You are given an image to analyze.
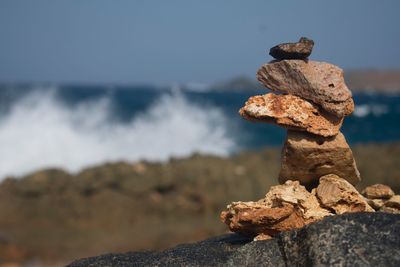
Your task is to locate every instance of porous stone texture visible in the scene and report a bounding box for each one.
[220,181,332,237]
[257,60,354,117]
[239,93,343,137]
[261,180,332,221]
[367,198,386,210]
[269,37,314,60]
[221,201,306,236]
[67,213,400,267]
[362,184,395,199]
[279,130,361,186]
[385,195,400,208]
[315,174,374,214]
[380,206,400,214]
[380,195,400,214]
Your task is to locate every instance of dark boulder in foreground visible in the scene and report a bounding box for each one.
[67,213,400,267]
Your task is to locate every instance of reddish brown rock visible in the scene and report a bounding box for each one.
[220,201,305,236]
[315,174,374,214]
[220,181,332,237]
[269,37,314,60]
[362,184,395,199]
[239,93,343,137]
[279,130,361,186]
[257,60,354,117]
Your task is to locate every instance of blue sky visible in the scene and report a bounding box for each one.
[0,0,399,84]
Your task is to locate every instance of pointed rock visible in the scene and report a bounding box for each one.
[316,174,374,214]
[269,37,314,60]
[239,93,343,137]
[279,130,361,186]
[220,181,332,237]
[257,60,354,117]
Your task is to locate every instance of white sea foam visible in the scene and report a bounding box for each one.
[353,104,389,118]
[0,88,234,180]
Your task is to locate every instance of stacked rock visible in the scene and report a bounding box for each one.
[221,37,375,240]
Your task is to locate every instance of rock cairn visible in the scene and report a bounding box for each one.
[221,37,398,240]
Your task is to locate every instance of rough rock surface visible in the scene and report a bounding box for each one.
[279,130,361,185]
[316,174,374,214]
[220,181,332,237]
[380,195,400,214]
[269,37,314,60]
[362,184,395,199]
[380,206,400,214]
[257,60,354,117]
[67,213,400,267]
[367,198,386,210]
[239,93,343,137]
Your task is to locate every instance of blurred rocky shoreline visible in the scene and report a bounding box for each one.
[0,142,399,266]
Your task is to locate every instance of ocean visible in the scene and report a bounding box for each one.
[0,84,399,179]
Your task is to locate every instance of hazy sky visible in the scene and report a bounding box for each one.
[0,0,399,84]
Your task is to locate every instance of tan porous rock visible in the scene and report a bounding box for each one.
[257,60,354,117]
[380,206,400,214]
[315,174,374,214]
[279,130,361,186]
[253,233,273,241]
[261,180,332,221]
[366,198,386,210]
[380,195,400,214]
[220,180,332,237]
[362,184,395,199]
[239,93,343,137]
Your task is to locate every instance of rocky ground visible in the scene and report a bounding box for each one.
[0,143,399,266]
[68,213,400,267]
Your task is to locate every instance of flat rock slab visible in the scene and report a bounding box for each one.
[257,60,354,117]
[67,213,400,267]
[269,37,314,60]
[279,130,361,186]
[239,93,343,137]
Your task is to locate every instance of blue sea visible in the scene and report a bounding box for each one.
[0,84,399,178]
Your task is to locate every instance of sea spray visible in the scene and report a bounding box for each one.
[0,88,234,179]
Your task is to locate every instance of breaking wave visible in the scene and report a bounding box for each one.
[0,88,234,179]
[353,104,389,118]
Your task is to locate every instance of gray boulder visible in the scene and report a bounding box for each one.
[67,213,400,267]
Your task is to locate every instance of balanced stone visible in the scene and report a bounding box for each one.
[257,60,354,117]
[239,93,343,137]
[315,174,374,214]
[279,130,361,186]
[269,37,314,60]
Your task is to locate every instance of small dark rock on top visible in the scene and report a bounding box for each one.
[269,37,314,60]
